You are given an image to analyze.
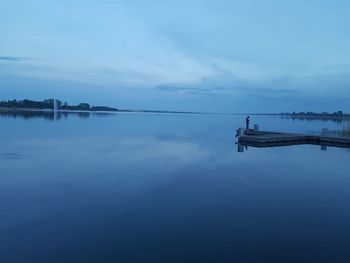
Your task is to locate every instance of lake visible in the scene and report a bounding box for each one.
[1,111,350,263]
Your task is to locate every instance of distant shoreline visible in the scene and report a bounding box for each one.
[0,107,209,115]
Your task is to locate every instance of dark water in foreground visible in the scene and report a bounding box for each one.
[1,112,350,263]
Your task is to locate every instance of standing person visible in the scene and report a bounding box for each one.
[246,116,251,130]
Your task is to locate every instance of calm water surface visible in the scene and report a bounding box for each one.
[1,112,350,263]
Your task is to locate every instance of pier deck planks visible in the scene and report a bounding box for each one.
[238,130,350,148]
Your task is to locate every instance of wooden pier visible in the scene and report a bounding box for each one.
[237,129,350,149]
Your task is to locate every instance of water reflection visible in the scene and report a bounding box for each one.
[237,142,332,152]
[281,115,349,123]
[0,152,26,160]
[0,110,115,120]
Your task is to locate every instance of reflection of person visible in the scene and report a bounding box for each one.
[246,116,250,130]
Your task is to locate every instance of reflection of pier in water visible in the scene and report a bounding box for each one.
[236,129,350,152]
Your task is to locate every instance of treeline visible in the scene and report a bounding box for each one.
[0,99,56,109]
[0,99,118,112]
[281,111,347,117]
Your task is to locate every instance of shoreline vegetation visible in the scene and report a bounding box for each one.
[278,111,350,121]
[0,98,201,115]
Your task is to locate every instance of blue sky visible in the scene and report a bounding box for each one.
[1,0,350,112]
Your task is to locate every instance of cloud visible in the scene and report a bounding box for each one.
[103,0,254,13]
[234,86,302,95]
[156,83,303,98]
[0,56,28,62]
[156,85,213,93]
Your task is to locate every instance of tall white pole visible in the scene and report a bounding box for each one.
[53,99,58,120]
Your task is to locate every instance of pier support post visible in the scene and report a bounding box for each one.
[237,128,245,137]
[237,143,244,153]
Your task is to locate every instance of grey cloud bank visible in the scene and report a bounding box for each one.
[0,56,26,62]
